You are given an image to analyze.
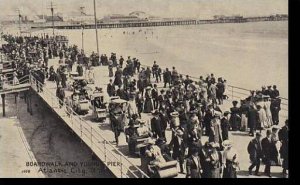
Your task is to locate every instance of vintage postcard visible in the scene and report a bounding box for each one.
[0,0,288,178]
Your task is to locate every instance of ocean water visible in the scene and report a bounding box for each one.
[31,21,289,98]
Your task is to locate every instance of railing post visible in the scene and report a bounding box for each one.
[91,127,93,148]
[120,155,123,178]
[231,86,234,100]
[70,113,73,130]
[104,140,107,163]
[80,121,82,138]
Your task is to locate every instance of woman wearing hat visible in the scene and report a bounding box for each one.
[256,97,268,128]
[270,126,281,166]
[206,142,223,178]
[209,112,223,149]
[143,87,154,113]
[264,96,273,127]
[222,140,239,178]
[229,101,241,131]
[221,111,230,141]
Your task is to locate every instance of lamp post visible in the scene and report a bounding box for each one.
[81,23,84,50]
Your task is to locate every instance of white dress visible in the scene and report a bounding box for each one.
[256,101,268,128]
[264,101,273,127]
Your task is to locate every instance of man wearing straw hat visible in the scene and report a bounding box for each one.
[247,132,263,176]
[186,147,203,178]
[169,129,188,174]
[151,110,163,139]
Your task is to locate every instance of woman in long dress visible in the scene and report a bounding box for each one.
[239,100,249,132]
[256,98,268,128]
[222,140,239,178]
[143,87,154,113]
[114,67,123,87]
[264,97,273,127]
[229,101,241,131]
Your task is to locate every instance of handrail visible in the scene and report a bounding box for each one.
[29,75,149,178]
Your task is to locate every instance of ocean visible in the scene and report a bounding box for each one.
[6,21,289,98]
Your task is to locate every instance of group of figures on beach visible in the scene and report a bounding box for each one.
[0,33,288,178]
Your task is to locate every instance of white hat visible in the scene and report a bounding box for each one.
[214,111,222,118]
[176,130,184,136]
[222,140,233,148]
[145,138,155,145]
[209,142,220,148]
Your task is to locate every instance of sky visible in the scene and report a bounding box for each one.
[0,0,288,19]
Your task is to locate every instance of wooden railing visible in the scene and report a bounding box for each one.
[29,74,149,178]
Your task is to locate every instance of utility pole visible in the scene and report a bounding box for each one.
[16,9,22,36]
[80,6,85,50]
[93,0,100,57]
[81,23,84,50]
[47,1,56,37]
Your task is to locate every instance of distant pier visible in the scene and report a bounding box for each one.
[31,15,288,30]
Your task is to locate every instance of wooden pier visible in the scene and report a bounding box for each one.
[31,16,288,30]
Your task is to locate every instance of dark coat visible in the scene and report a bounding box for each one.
[76,65,83,76]
[247,108,259,129]
[186,156,202,178]
[150,117,163,138]
[114,69,123,86]
[247,138,263,162]
[159,112,168,131]
[221,117,230,140]
[56,87,65,100]
[278,126,288,159]
[151,88,159,100]
[163,71,172,82]
[216,82,225,98]
[229,107,241,130]
[169,136,188,160]
[107,83,115,97]
[261,137,274,161]
[278,126,288,144]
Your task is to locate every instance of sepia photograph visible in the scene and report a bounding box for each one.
[0,0,288,179]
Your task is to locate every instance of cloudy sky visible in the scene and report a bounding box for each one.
[0,0,288,19]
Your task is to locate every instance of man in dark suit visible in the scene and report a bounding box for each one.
[151,110,163,139]
[186,147,203,178]
[151,84,159,109]
[278,119,288,177]
[247,105,259,136]
[107,79,115,97]
[270,98,281,125]
[163,68,172,88]
[261,130,273,177]
[248,132,263,176]
[271,85,280,99]
[159,109,168,140]
[169,129,188,174]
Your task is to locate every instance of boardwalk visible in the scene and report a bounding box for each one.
[21,57,286,178]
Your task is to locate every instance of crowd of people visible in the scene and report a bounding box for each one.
[0,33,288,178]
